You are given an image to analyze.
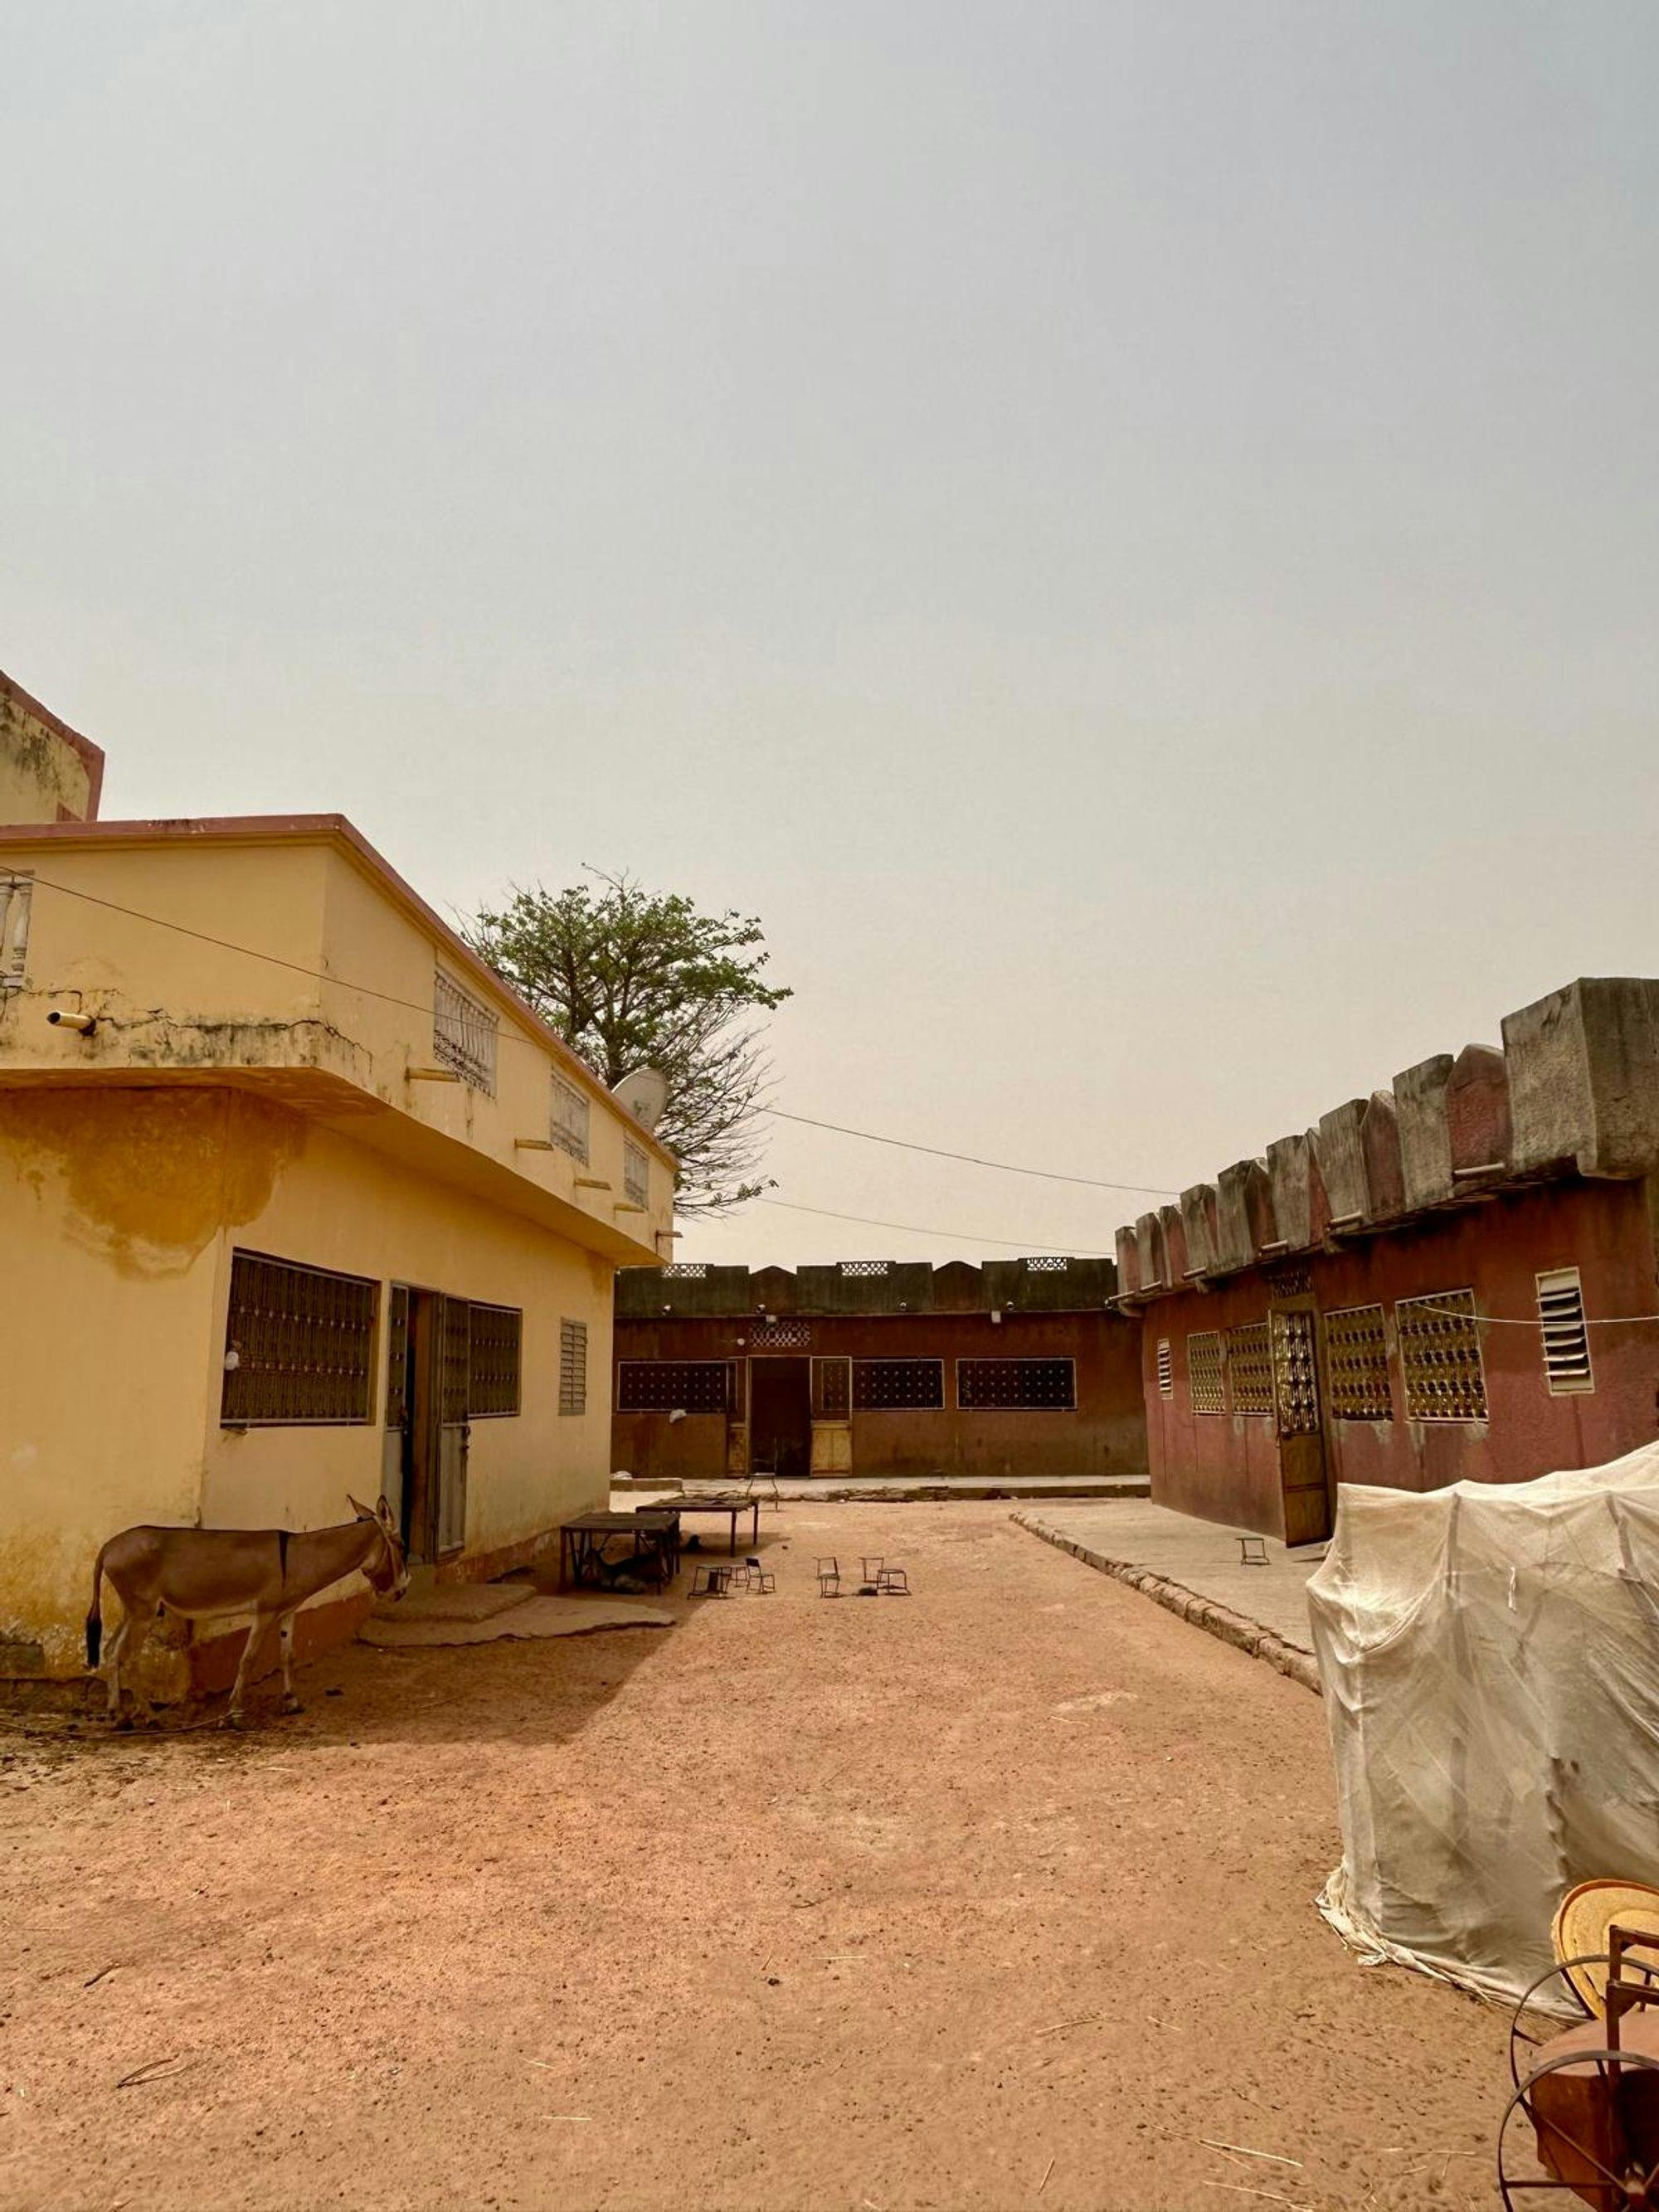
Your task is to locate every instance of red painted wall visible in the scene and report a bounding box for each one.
[612,1310,1146,1481]
[1144,1178,1659,1535]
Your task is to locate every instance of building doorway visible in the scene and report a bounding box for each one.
[749,1356,812,1480]
[384,1285,470,1564]
[1270,1299,1332,1546]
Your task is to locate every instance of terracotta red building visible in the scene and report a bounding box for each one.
[611,1257,1146,1485]
[1117,977,1659,1544]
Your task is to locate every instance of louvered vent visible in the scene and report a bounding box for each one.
[1155,1339,1173,1400]
[1537,1268,1593,1395]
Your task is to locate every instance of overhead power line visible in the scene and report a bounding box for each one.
[762,1107,1175,1198]
[753,1196,1111,1256]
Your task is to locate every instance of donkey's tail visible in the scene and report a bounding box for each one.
[85,1546,106,1670]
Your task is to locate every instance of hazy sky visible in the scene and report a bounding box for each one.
[6,2,1657,1266]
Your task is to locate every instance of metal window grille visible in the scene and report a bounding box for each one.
[853,1358,945,1410]
[1270,1309,1321,1435]
[661,1262,708,1280]
[440,1297,471,1423]
[1021,1256,1068,1273]
[957,1358,1077,1410]
[1326,1304,1393,1420]
[550,1073,590,1163]
[621,1140,649,1208]
[1187,1333,1224,1415]
[1537,1268,1593,1395]
[1155,1339,1173,1399]
[812,1356,851,1418]
[384,1284,410,1428]
[433,970,499,1093]
[221,1251,377,1426]
[0,874,32,991]
[839,1260,890,1277]
[1226,1322,1273,1417]
[469,1302,523,1417]
[751,1319,811,1349]
[558,1318,587,1416]
[616,1359,727,1413]
[1396,1291,1489,1422]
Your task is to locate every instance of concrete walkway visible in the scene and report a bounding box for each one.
[1013,1499,1327,1692]
[612,1472,1150,1503]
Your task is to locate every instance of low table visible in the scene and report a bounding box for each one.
[559,1508,681,1591]
[669,1494,761,1557]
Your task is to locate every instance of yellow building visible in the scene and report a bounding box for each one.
[1,667,105,828]
[0,780,676,1688]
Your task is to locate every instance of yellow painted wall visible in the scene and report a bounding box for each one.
[0,690,98,825]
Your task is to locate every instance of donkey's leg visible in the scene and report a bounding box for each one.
[119,1606,159,1725]
[103,1610,131,1723]
[226,1612,274,1729]
[278,1612,303,1714]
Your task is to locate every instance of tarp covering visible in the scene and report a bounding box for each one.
[1307,1444,1659,2007]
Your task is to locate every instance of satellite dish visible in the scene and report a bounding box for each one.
[611,1065,669,1132]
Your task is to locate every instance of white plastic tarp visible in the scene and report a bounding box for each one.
[1307,1443,1659,2007]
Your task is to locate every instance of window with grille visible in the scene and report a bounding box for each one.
[1187,1333,1224,1415]
[469,1303,523,1417]
[1022,1256,1068,1273]
[433,970,498,1093]
[623,1140,649,1207]
[958,1359,1077,1410]
[616,1359,728,1413]
[662,1262,708,1280]
[812,1356,851,1418]
[1537,1268,1593,1395]
[0,874,32,991]
[1226,1322,1273,1416]
[1326,1305,1393,1420]
[1396,1291,1489,1422]
[558,1318,588,1416]
[221,1251,378,1426]
[853,1359,945,1410]
[1155,1339,1173,1399]
[752,1319,810,1349]
[839,1260,889,1277]
[550,1073,590,1163]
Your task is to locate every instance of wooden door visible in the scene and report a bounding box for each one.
[1270,1301,1331,1546]
[750,1357,812,1480]
[810,1356,853,1475]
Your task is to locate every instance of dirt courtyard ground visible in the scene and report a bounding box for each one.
[2,1504,1507,2211]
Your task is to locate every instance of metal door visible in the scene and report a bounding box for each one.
[382,1284,411,1542]
[435,1295,471,1554]
[1270,1302,1331,1546]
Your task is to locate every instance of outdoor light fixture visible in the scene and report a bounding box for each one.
[46,1009,96,1035]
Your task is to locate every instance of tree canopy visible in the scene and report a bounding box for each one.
[465,874,790,1217]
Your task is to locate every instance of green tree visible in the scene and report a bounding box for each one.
[465,873,791,1217]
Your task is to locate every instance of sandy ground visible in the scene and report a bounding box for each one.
[2,1504,1508,2212]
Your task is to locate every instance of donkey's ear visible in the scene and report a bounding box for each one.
[348,1493,375,1520]
[376,1494,397,1526]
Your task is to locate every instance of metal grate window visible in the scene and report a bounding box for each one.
[839,1260,889,1277]
[616,1359,727,1413]
[1271,1309,1321,1435]
[1187,1333,1224,1415]
[221,1251,377,1426]
[1226,1322,1273,1417]
[1326,1304,1393,1420]
[812,1356,851,1418]
[752,1319,811,1349]
[1396,1291,1489,1422]
[958,1358,1077,1410]
[1537,1268,1593,1395]
[434,970,499,1093]
[853,1358,944,1410]
[1021,1256,1068,1273]
[1155,1339,1173,1399]
[550,1073,590,1163]
[661,1262,708,1280]
[0,874,32,991]
[558,1318,588,1416]
[469,1302,523,1417]
[623,1140,649,1207]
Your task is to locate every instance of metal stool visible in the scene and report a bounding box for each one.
[1237,1535,1268,1566]
[815,1556,841,1597]
[876,1565,909,1595]
[690,1564,732,1597]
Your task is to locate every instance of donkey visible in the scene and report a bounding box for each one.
[86,1495,408,1728]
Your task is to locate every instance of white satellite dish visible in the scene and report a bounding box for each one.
[612,1065,669,1132]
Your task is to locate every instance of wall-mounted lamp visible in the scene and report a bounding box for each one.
[990,1308,1003,1325]
[47,1009,97,1036]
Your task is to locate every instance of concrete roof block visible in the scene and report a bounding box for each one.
[1265,1134,1314,1249]
[1360,1090,1405,1219]
[1446,1043,1511,1188]
[1394,1054,1455,1209]
[1159,1202,1189,1285]
[1180,1183,1219,1274]
[1312,1100,1369,1225]
[1214,1159,1276,1272]
[1505,978,1659,1180]
[1135,1209,1168,1291]
[1115,1223,1141,1296]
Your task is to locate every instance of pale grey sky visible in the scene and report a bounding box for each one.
[5,2,1657,1266]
